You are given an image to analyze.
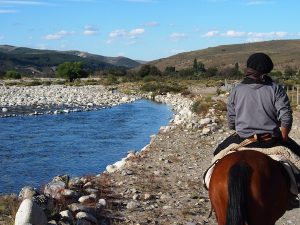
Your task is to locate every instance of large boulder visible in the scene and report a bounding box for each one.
[44,180,66,199]
[15,199,47,225]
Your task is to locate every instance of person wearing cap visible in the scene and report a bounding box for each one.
[214,52,300,157]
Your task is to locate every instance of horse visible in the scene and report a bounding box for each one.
[208,150,291,225]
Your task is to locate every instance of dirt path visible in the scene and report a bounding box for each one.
[99,110,300,225]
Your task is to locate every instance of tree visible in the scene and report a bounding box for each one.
[233,62,243,78]
[138,65,151,77]
[164,66,176,75]
[193,58,198,72]
[138,65,161,77]
[284,66,297,79]
[56,62,88,82]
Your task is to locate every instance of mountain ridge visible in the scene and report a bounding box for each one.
[0,45,141,77]
[150,39,300,71]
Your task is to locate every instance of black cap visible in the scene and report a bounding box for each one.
[247,53,274,74]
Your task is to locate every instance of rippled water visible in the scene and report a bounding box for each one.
[0,99,172,194]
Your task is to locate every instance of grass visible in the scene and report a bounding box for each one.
[0,195,20,225]
[191,96,227,117]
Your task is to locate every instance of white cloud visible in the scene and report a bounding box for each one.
[108,28,145,43]
[123,0,155,3]
[170,32,187,41]
[83,26,99,36]
[109,29,127,38]
[222,30,246,37]
[203,30,219,37]
[144,21,159,27]
[44,30,74,40]
[0,1,53,6]
[247,31,288,38]
[129,28,145,38]
[0,9,17,13]
[246,1,270,6]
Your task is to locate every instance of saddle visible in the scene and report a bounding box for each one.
[204,143,300,195]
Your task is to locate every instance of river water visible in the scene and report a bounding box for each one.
[0,99,173,194]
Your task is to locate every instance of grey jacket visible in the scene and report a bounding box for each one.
[227,77,293,138]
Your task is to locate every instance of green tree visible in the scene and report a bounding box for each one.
[193,58,198,72]
[284,66,297,79]
[138,65,151,77]
[193,58,205,73]
[4,70,22,79]
[56,62,88,82]
[138,65,161,77]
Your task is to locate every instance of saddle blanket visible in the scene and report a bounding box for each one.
[204,143,300,195]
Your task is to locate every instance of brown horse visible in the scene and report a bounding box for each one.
[209,150,291,225]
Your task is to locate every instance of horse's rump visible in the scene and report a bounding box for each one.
[209,150,290,225]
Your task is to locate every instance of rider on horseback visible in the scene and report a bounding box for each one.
[213,52,300,207]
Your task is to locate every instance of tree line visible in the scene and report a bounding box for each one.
[2,59,300,83]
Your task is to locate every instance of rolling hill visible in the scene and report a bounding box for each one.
[150,39,300,72]
[0,45,141,77]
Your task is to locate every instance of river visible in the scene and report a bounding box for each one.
[0,99,173,194]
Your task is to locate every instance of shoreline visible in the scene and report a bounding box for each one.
[0,84,139,118]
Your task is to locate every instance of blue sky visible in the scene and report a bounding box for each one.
[0,0,299,61]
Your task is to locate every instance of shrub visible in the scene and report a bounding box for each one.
[4,70,21,79]
[191,97,211,115]
[140,81,186,94]
[192,97,227,116]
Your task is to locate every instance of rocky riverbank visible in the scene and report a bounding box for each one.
[0,85,138,117]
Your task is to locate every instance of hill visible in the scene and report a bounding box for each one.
[0,45,141,77]
[150,39,300,71]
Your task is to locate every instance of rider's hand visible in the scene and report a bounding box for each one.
[280,127,290,142]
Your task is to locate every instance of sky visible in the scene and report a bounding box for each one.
[0,0,299,61]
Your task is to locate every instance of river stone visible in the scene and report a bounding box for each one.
[126,201,139,210]
[14,199,47,225]
[2,107,8,112]
[200,118,211,125]
[32,194,53,212]
[44,180,66,199]
[52,175,69,186]
[76,212,98,224]
[97,198,106,207]
[60,210,74,221]
[18,186,38,200]
[202,127,211,135]
[62,189,78,198]
[68,203,93,214]
[78,194,96,203]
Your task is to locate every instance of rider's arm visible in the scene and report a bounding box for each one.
[280,126,290,142]
[227,89,236,130]
[275,85,293,141]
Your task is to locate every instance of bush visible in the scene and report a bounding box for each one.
[191,97,227,116]
[141,81,186,94]
[4,70,21,79]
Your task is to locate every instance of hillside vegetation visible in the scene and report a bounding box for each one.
[150,39,300,71]
[0,45,141,77]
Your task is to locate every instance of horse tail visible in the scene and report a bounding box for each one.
[225,162,251,225]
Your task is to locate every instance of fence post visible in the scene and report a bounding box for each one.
[297,85,299,105]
